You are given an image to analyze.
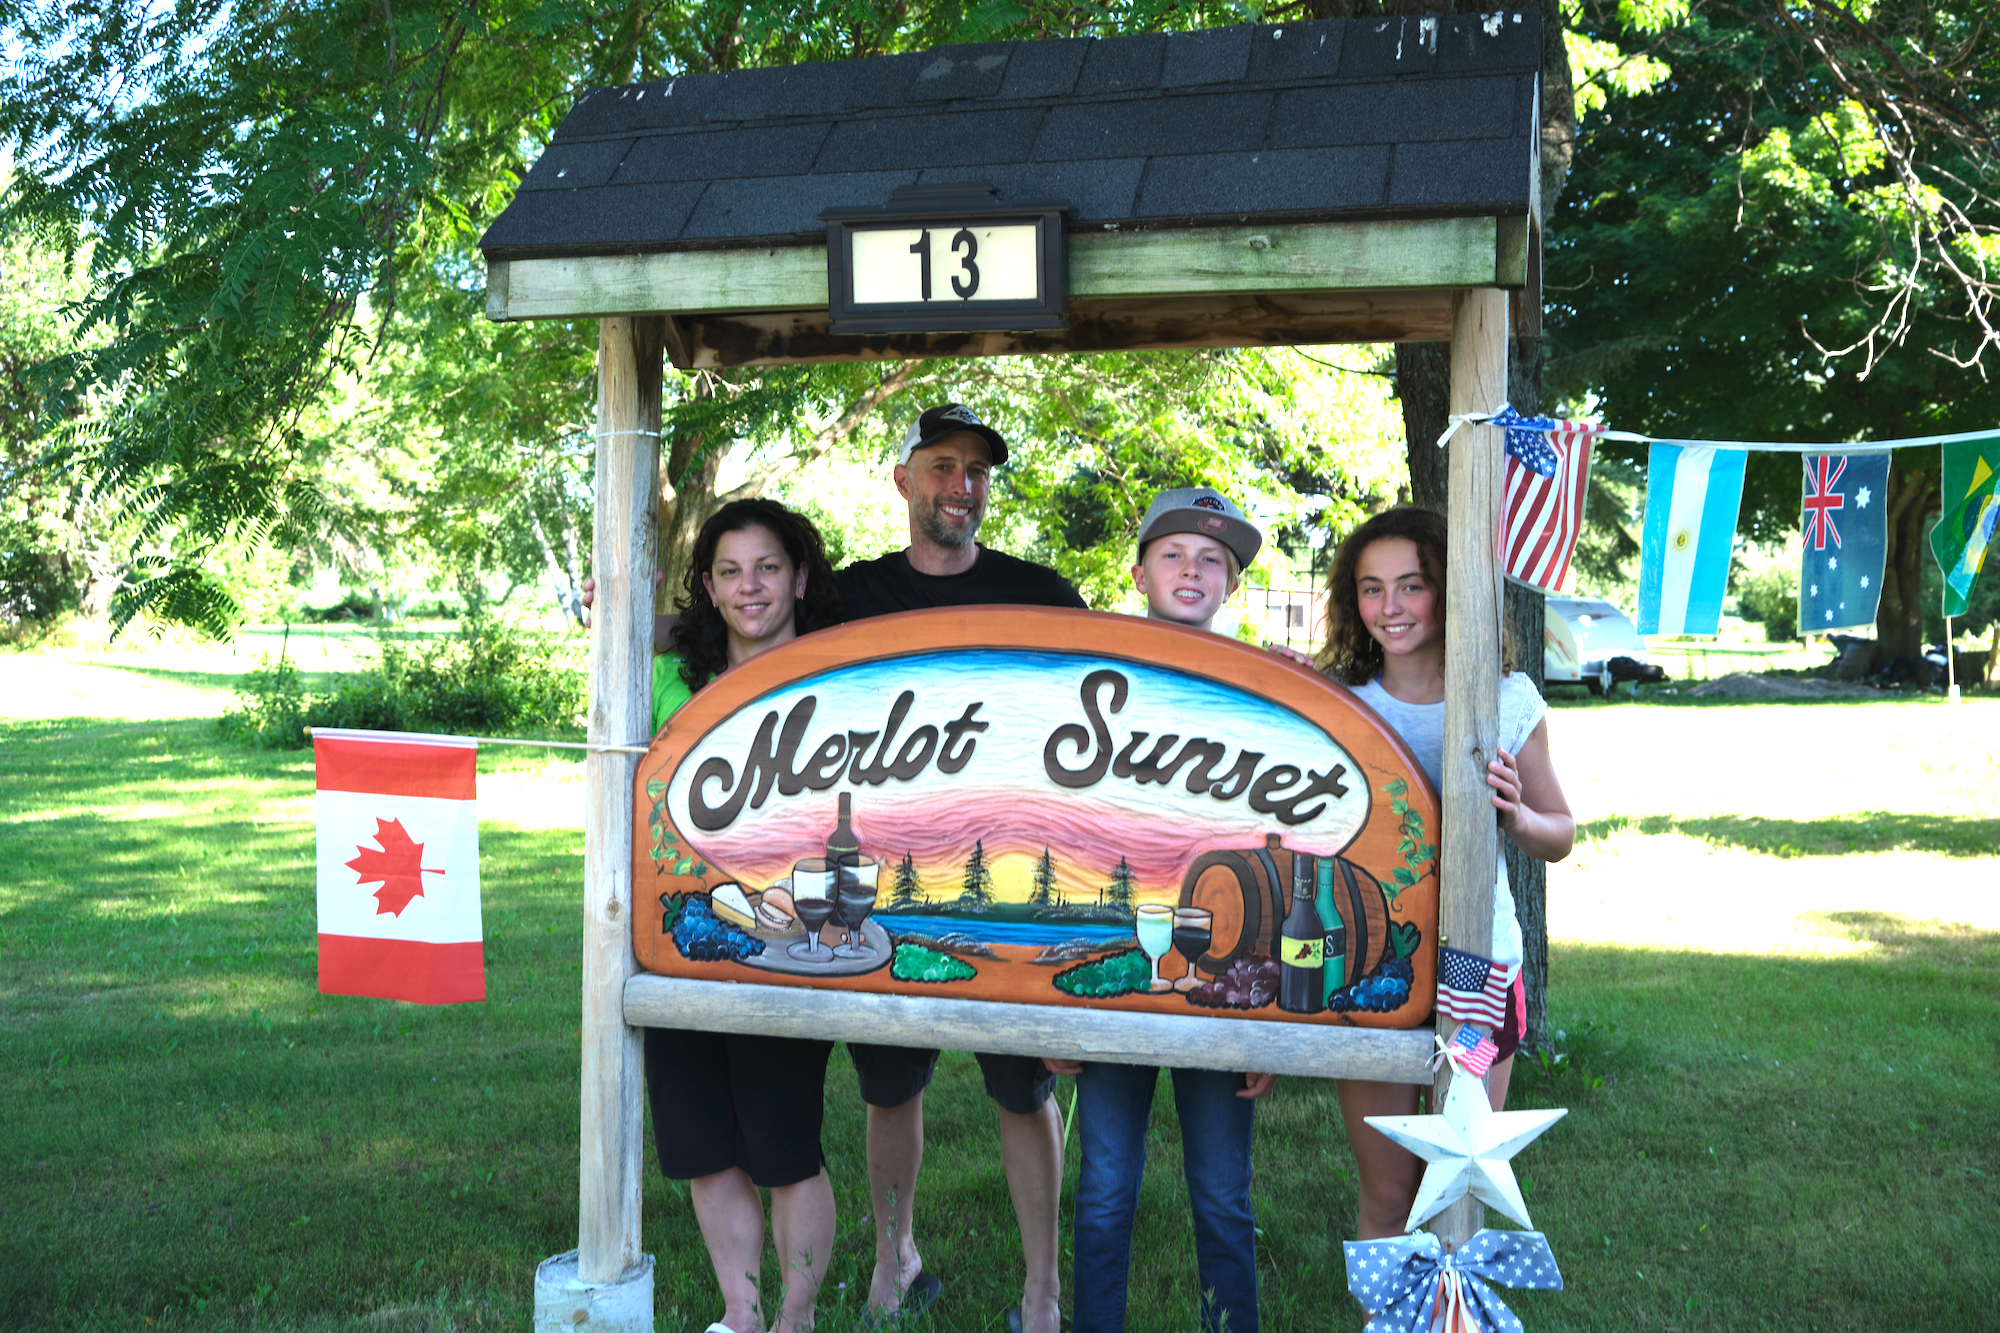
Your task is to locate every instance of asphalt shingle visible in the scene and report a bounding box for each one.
[481,14,1542,260]
[816,108,1049,173]
[1033,91,1273,162]
[1134,145,1392,219]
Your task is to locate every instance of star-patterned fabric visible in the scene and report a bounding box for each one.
[1344,1229,1564,1332]
[1797,453,1889,634]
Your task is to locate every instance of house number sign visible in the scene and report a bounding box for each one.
[821,182,1068,335]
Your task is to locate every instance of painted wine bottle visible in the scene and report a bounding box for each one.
[1279,851,1325,1014]
[826,791,860,864]
[1315,855,1347,1003]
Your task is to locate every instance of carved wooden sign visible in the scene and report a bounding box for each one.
[633,608,1440,1030]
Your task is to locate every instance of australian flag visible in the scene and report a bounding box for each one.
[1798,453,1890,634]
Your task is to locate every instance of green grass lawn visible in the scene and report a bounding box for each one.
[2,636,1996,1331]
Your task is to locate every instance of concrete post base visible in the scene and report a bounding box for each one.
[533,1250,654,1332]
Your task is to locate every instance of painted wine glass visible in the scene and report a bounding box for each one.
[787,857,837,961]
[1136,904,1175,993]
[1172,906,1213,992]
[831,852,880,959]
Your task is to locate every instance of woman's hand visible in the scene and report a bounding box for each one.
[1238,1072,1278,1099]
[1042,1057,1083,1077]
[1266,643,1315,667]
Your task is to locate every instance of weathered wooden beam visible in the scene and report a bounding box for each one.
[624,975,1438,1084]
[1432,286,1509,1252]
[485,218,1511,322]
[577,316,662,1287]
[681,289,1456,367]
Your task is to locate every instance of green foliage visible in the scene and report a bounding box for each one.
[888,851,924,909]
[1100,856,1137,913]
[218,647,310,749]
[890,942,977,984]
[1732,555,1802,641]
[1028,846,1058,909]
[220,611,583,747]
[1052,947,1149,999]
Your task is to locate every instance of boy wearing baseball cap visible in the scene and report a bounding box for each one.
[1042,485,1275,1333]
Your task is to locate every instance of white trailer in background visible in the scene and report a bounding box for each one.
[1544,597,1654,695]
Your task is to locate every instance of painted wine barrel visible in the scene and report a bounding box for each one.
[1178,835,1391,984]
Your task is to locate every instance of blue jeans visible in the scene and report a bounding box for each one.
[1071,1063,1258,1333]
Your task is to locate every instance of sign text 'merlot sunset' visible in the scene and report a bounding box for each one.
[685,668,1348,832]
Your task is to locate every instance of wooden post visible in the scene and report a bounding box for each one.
[578,316,663,1284]
[1432,287,1508,1250]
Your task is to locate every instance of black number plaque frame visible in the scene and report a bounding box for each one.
[820,182,1070,335]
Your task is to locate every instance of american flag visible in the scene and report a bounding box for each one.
[1437,947,1516,1027]
[1444,1023,1500,1077]
[1493,407,1604,594]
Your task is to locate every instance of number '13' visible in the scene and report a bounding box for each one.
[908,227,980,300]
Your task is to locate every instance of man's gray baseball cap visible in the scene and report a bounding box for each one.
[900,403,1008,467]
[1136,487,1263,569]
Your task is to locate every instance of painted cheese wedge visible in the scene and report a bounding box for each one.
[632,606,1441,1029]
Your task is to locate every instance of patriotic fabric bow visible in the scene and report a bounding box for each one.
[1344,1229,1564,1333]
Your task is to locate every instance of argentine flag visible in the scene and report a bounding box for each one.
[1637,444,1748,636]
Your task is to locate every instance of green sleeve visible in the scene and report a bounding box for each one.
[652,655,695,734]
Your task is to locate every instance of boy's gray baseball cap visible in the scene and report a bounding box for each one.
[900,403,1008,466]
[1136,487,1262,568]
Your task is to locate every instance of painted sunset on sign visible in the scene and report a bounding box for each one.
[663,649,1369,904]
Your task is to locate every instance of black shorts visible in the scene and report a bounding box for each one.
[644,1026,834,1188]
[848,1043,1055,1116]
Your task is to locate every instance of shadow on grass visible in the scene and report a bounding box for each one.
[1577,810,1998,858]
[6,713,1998,1331]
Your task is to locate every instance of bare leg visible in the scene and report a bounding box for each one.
[1485,1055,1514,1110]
[998,1099,1063,1333]
[689,1167,767,1333]
[865,1096,926,1316]
[1334,1079,1424,1242]
[769,1166,836,1333]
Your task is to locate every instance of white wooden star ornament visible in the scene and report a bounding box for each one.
[1365,1076,1567,1233]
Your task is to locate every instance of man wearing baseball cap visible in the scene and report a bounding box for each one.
[837,403,1084,619]
[839,402,1083,1333]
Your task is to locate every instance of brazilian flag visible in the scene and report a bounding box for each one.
[1930,438,2000,617]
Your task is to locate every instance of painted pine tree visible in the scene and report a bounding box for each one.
[1104,857,1136,915]
[956,840,996,911]
[889,851,924,910]
[1029,846,1057,910]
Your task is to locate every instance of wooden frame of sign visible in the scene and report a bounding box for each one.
[627,607,1444,1081]
[551,186,1528,1282]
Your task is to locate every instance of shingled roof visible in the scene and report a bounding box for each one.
[479,13,1543,261]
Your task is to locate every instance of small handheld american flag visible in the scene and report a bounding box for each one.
[1438,946,1516,1027]
[1444,1024,1500,1077]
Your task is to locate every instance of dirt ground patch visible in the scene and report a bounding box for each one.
[1688,671,1879,699]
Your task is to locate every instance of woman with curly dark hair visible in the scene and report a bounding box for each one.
[645,498,845,1333]
[652,497,846,712]
[1315,506,1573,1252]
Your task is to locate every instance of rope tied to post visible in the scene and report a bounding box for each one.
[1434,404,1512,449]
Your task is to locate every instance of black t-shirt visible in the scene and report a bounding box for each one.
[837,547,1087,620]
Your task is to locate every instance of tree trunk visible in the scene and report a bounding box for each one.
[1504,336,1551,1056]
[1878,451,1940,658]
[1398,343,1451,511]
[656,374,726,614]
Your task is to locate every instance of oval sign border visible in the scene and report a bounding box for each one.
[632,606,1441,1030]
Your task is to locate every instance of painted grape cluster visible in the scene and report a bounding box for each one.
[671,896,765,963]
[1327,957,1413,1014]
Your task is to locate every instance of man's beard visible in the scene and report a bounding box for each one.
[914,491,981,550]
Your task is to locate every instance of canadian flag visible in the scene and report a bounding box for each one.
[314,729,485,1004]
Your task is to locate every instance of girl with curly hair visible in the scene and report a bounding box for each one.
[647,498,845,1333]
[1319,507,1575,1244]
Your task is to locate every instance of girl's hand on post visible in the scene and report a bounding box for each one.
[1266,644,1314,667]
[1487,747,1525,827]
[1238,1072,1278,1099]
[1042,1057,1084,1077]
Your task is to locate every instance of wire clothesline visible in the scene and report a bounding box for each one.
[307,727,650,755]
[1438,406,1997,455]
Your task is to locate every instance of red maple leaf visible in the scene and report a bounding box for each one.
[346,817,443,917]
